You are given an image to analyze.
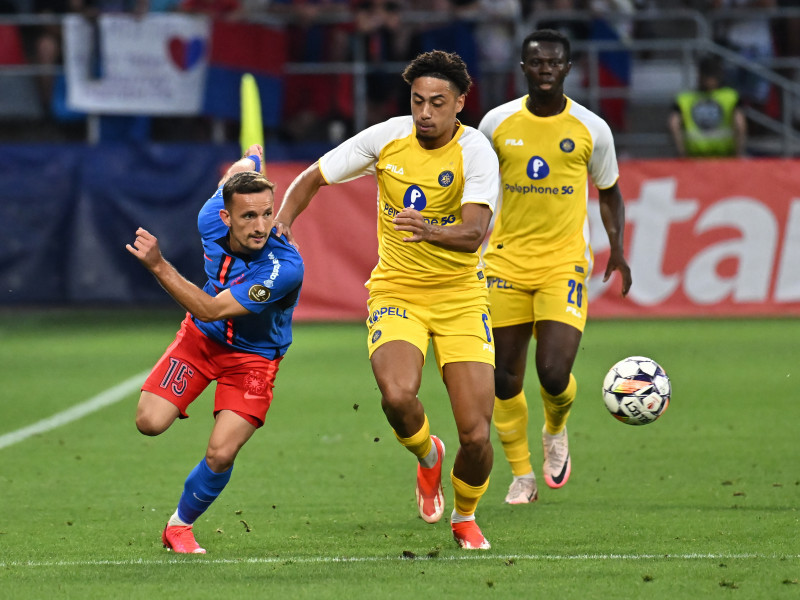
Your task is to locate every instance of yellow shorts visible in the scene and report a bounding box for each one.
[366,287,495,369]
[487,272,588,332]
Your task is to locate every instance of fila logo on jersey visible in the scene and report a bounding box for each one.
[386,163,404,175]
[527,156,550,180]
[505,139,524,146]
[403,184,427,211]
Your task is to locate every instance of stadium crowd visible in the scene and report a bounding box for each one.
[0,0,798,155]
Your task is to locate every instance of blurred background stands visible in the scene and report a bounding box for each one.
[0,0,799,157]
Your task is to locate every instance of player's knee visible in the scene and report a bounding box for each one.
[494,372,523,400]
[205,446,237,472]
[494,360,525,399]
[457,423,492,459]
[135,413,169,437]
[538,366,571,397]
[379,381,418,413]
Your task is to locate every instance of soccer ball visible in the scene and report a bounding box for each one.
[602,356,671,426]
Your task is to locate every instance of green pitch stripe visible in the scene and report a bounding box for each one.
[0,370,149,450]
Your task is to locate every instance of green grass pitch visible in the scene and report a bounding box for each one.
[1,308,799,599]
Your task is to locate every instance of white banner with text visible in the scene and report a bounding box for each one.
[63,14,210,115]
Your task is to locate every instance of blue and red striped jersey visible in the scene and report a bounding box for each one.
[192,184,304,359]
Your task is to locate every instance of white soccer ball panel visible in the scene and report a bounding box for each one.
[637,359,658,377]
[614,359,641,379]
[654,374,671,396]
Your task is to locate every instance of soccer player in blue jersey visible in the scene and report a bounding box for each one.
[275,51,499,550]
[125,145,304,554]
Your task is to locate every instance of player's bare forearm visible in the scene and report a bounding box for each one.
[393,202,491,252]
[274,162,327,246]
[598,185,632,295]
[598,185,625,253]
[126,228,249,321]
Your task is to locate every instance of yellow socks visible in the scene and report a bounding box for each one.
[542,374,577,435]
[394,414,434,465]
[492,392,532,476]
[451,470,489,519]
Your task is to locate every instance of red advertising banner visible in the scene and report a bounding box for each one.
[268,164,377,321]
[268,158,800,321]
[590,158,800,318]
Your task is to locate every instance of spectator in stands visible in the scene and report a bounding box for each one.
[668,55,747,157]
[442,0,520,114]
[710,0,777,110]
[29,0,82,114]
[270,0,352,142]
[178,0,243,18]
[352,0,416,126]
[586,0,634,131]
[406,0,483,125]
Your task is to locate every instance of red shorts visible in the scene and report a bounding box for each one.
[141,316,282,428]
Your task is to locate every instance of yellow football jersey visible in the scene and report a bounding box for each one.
[479,96,619,286]
[319,116,499,292]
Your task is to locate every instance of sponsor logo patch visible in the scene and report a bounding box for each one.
[371,329,382,344]
[368,306,409,325]
[527,156,549,180]
[403,185,427,211]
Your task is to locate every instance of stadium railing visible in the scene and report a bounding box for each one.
[0,7,798,157]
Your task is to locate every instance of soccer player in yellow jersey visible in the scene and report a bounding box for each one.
[275,50,500,549]
[478,29,632,504]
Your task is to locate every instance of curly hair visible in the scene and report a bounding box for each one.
[401,50,472,96]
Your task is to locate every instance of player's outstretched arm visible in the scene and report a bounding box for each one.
[274,162,328,247]
[218,143,265,186]
[393,202,492,253]
[598,184,632,296]
[126,227,251,321]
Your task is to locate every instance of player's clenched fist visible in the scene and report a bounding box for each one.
[126,227,163,270]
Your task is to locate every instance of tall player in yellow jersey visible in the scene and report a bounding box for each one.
[479,29,632,505]
[275,51,500,549]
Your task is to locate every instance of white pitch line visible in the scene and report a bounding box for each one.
[0,371,148,450]
[2,553,798,569]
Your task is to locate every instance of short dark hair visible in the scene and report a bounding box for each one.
[402,50,472,96]
[521,29,571,63]
[222,171,275,208]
